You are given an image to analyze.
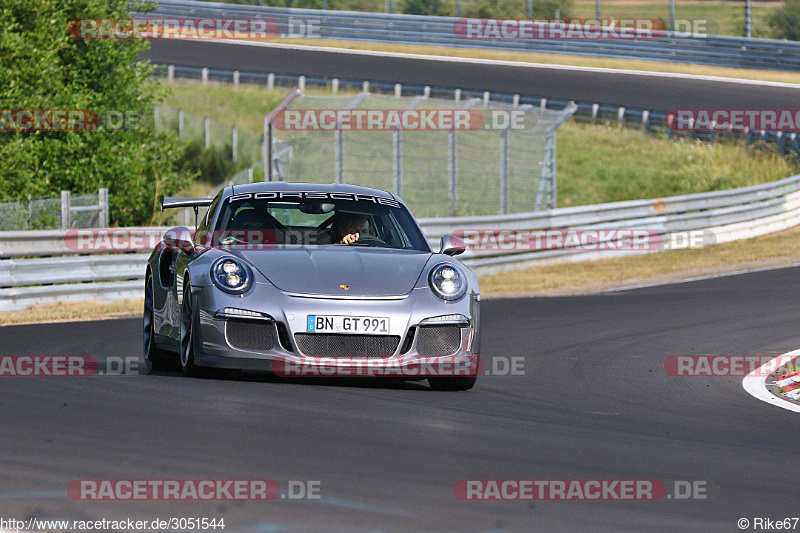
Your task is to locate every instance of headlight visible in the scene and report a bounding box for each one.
[211,257,253,294]
[428,263,467,301]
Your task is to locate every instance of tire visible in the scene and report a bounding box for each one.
[179,279,211,378]
[143,274,178,372]
[427,376,477,391]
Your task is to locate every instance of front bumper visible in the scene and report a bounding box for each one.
[191,281,480,375]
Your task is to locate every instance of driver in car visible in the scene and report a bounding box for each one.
[332,215,371,245]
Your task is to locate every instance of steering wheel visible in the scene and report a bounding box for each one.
[352,234,391,248]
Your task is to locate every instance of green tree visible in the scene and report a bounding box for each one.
[769,0,800,40]
[0,0,191,226]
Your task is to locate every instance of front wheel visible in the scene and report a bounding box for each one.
[179,280,210,378]
[428,376,477,391]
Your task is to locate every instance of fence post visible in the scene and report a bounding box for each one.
[247,167,254,183]
[204,117,210,149]
[61,191,70,231]
[448,129,457,217]
[178,109,184,139]
[233,70,240,89]
[335,130,344,184]
[232,125,238,164]
[153,104,159,130]
[527,0,533,19]
[98,188,109,227]
[393,129,402,197]
[499,127,509,215]
[264,116,271,181]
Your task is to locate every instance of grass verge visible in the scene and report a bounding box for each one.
[0,299,143,326]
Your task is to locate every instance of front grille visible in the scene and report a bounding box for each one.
[226,319,274,352]
[294,333,400,357]
[416,325,462,356]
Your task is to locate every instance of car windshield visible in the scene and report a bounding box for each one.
[212,191,431,252]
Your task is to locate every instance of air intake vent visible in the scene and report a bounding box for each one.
[294,333,400,357]
[416,325,461,356]
[226,319,274,352]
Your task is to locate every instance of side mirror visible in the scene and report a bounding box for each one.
[163,226,196,254]
[439,234,466,256]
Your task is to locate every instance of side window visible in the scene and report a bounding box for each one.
[195,194,221,246]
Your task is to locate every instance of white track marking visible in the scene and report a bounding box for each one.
[191,39,800,89]
[742,349,800,413]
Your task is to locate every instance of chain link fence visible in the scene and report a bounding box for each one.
[0,189,109,231]
[270,91,575,218]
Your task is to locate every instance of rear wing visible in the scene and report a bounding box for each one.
[160,197,214,211]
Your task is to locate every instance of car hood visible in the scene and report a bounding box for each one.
[230,247,432,297]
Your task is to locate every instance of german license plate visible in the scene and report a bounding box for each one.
[307,315,390,334]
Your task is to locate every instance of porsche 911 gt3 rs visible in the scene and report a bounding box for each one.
[143,182,480,390]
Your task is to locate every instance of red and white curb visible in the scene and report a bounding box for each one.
[742,349,800,413]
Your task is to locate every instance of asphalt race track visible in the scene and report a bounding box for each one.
[1,267,798,532]
[140,40,800,111]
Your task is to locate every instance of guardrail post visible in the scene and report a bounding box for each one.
[204,117,210,149]
[233,70,240,89]
[499,126,509,215]
[512,94,520,107]
[298,76,306,91]
[178,109,184,139]
[362,81,370,92]
[332,79,339,93]
[483,91,490,105]
[393,83,401,98]
[454,89,461,102]
[540,98,547,109]
[61,191,70,231]
[641,110,650,131]
[617,107,626,127]
[267,73,275,90]
[201,67,209,85]
[423,86,430,98]
[167,65,174,83]
[232,126,238,164]
[98,188,109,228]
[592,103,599,124]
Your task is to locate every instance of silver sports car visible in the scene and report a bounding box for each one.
[143,182,480,391]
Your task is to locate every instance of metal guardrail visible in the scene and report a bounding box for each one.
[2,174,799,310]
[138,0,800,71]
